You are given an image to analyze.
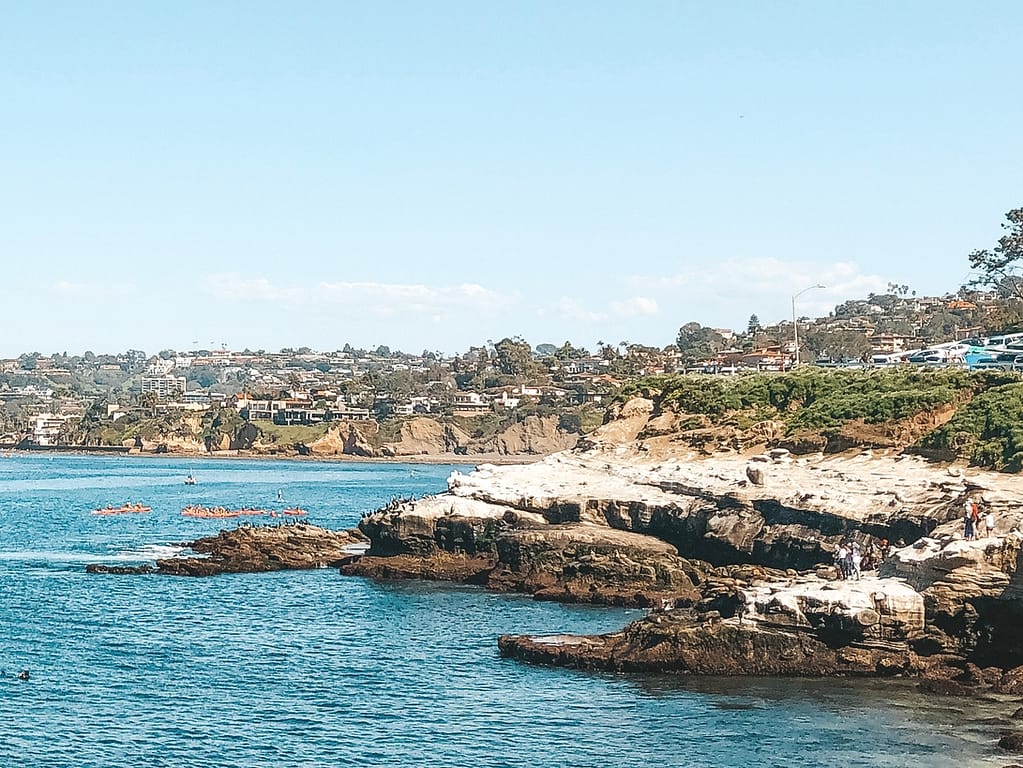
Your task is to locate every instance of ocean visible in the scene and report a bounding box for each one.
[0,453,1012,767]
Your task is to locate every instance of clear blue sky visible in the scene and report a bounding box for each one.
[2,1,1021,357]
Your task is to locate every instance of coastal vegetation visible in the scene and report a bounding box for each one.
[616,368,1023,470]
[918,381,1023,471]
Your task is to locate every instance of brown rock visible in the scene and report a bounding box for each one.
[154,523,366,576]
[499,616,917,676]
[998,666,1023,696]
[86,563,156,575]
[341,552,496,583]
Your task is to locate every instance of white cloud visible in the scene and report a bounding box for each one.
[203,275,284,301]
[631,257,890,327]
[547,297,607,322]
[610,296,658,317]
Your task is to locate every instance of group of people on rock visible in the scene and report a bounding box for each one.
[834,538,893,580]
[963,497,996,540]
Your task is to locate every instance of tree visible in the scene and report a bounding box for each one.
[747,314,762,335]
[802,328,871,361]
[968,207,1023,300]
[493,337,535,377]
[552,341,588,360]
[136,391,159,417]
[534,343,557,358]
[596,340,618,361]
[675,323,725,364]
[887,282,911,297]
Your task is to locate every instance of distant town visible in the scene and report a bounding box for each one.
[2,285,1021,448]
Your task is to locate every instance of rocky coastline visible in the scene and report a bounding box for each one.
[336,396,1023,752]
[81,394,1023,752]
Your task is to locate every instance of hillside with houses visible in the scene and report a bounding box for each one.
[1,286,1021,458]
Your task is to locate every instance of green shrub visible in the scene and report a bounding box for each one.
[918,382,1023,470]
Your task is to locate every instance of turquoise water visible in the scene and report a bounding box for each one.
[0,454,1013,767]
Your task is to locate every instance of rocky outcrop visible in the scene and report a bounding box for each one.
[341,551,497,583]
[499,574,925,674]
[347,502,706,607]
[348,413,1023,679]
[487,525,703,606]
[424,451,964,571]
[86,563,157,575]
[880,520,1023,666]
[88,523,367,577]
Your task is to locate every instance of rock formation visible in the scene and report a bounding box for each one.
[307,421,379,457]
[499,575,925,675]
[345,396,1023,685]
[87,523,367,577]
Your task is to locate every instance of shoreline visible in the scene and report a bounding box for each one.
[1,446,543,466]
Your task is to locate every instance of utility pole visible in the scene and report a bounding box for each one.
[792,284,826,367]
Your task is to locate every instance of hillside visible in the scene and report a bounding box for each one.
[612,367,1023,471]
[53,368,1023,468]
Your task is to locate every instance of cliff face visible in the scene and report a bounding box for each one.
[384,417,472,456]
[120,412,580,459]
[467,415,578,456]
[382,414,577,457]
[307,421,379,457]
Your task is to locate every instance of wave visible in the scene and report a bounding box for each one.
[118,544,188,560]
[0,544,188,564]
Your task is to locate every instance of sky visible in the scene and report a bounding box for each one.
[2,1,1021,357]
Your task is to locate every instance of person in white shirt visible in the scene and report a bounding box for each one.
[985,511,996,537]
[850,542,862,581]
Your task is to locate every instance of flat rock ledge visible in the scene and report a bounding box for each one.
[87,522,367,576]
[499,575,926,677]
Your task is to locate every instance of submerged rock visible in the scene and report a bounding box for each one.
[85,563,157,575]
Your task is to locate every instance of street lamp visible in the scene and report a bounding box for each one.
[792,284,826,367]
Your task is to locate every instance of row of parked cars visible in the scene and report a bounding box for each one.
[864,333,1023,370]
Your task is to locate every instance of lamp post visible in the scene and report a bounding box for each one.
[792,284,826,368]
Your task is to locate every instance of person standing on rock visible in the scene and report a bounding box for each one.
[835,543,849,579]
[850,542,862,581]
[985,509,996,537]
[963,499,976,541]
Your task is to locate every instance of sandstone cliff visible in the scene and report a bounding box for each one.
[466,415,579,456]
[383,417,472,456]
